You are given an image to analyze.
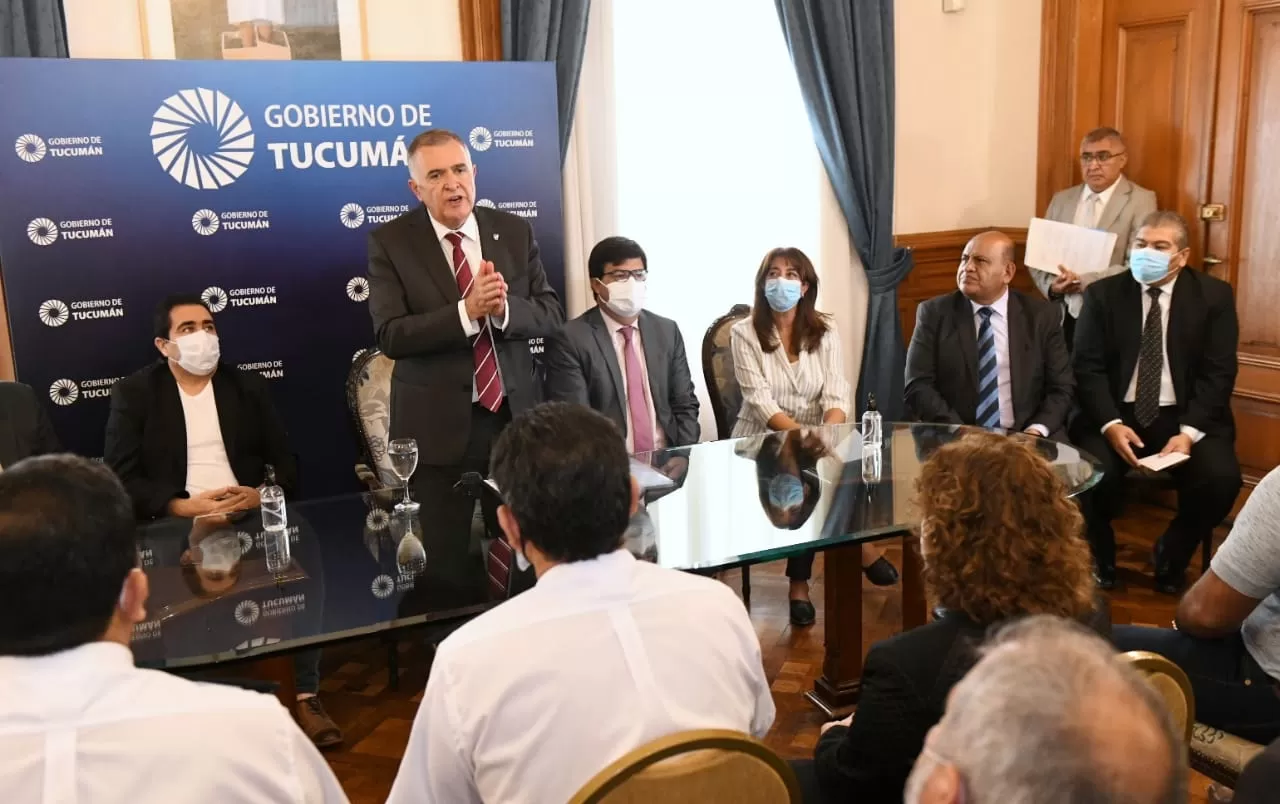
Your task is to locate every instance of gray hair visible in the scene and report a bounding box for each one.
[1082,126,1127,149]
[1137,210,1191,251]
[928,616,1187,804]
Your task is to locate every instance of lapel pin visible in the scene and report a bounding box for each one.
[493,233,500,240]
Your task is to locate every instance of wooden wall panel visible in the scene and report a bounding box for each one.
[459,0,502,61]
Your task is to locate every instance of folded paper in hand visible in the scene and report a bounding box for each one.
[1025,217,1118,278]
[1137,452,1190,472]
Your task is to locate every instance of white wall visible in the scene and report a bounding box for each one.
[64,0,462,60]
[894,0,1042,234]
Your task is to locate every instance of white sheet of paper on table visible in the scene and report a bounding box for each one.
[1137,452,1190,472]
[1024,217,1118,278]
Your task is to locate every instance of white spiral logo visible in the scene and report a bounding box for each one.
[27,218,58,246]
[339,203,365,229]
[346,276,370,302]
[365,509,390,532]
[15,134,46,163]
[39,299,70,327]
[238,532,254,555]
[371,574,396,599]
[151,88,254,190]
[201,286,228,313]
[49,379,79,406]
[469,126,493,152]
[192,209,220,236]
[234,600,261,626]
[475,198,496,209]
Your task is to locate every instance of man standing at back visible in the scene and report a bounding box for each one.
[366,129,564,498]
[1031,127,1158,346]
[387,403,774,804]
[0,455,348,803]
[544,236,700,450]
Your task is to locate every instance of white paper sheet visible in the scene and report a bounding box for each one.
[1024,217,1118,278]
[1137,452,1190,472]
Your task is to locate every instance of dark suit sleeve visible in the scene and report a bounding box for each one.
[499,222,565,340]
[667,323,701,446]
[812,643,929,801]
[1183,282,1239,435]
[249,376,298,496]
[904,301,963,424]
[104,381,181,520]
[366,230,472,360]
[1072,283,1122,427]
[22,384,60,455]
[542,327,590,406]
[1029,306,1075,433]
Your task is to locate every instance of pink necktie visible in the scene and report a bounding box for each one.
[620,326,655,452]
[445,232,503,412]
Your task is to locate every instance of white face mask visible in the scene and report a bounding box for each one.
[602,277,646,319]
[513,544,532,573]
[170,331,220,376]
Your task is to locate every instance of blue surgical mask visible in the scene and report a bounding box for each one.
[764,278,803,312]
[768,474,805,511]
[1129,247,1172,285]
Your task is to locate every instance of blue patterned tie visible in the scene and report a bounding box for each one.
[975,307,1000,428]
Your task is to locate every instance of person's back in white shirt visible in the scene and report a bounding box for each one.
[388,549,774,804]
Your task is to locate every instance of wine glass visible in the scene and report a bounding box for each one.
[387,438,420,512]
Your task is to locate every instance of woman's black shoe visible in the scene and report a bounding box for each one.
[863,557,899,587]
[789,599,816,627]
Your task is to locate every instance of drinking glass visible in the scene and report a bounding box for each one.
[387,438,420,512]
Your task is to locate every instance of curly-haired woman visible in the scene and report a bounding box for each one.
[793,430,1105,804]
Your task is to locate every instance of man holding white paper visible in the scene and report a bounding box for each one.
[1071,211,1241,594]
[1031,127,1157,346]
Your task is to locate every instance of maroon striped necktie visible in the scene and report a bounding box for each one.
[446,232,503,412]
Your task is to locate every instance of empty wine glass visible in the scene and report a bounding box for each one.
[387,438,420,512]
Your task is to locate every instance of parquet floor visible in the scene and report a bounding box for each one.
[311,503,1219,803]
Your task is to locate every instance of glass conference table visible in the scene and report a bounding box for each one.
[131,422,1101,713]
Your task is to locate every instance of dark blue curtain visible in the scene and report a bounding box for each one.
[1,0,67,57]
[501,0,592,162]
[774,0,914,420]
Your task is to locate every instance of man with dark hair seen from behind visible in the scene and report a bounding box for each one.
[0,455,347,802]
[387,403,774,804]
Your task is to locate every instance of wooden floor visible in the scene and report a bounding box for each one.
[312,502,1220,803]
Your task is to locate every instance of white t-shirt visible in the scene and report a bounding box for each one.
[180,382,239,496]
[1212,466,1280,681]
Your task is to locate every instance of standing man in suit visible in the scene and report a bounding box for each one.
[104,293,342,749]
[366,129,563,500]
[0,382,60,468]
[1071,211,1241,593]
[905,230,1075,440]
[1032,127,1158,346]
[543,236,700,451]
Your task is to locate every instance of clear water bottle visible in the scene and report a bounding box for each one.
[261,464,287,534]
[861,393,883,451]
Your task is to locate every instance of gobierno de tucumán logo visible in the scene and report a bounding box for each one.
[152,88,254,190]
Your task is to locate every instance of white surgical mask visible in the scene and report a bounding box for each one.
[170,331,220,376]
[514,545,532,573]
[602,277,646,319]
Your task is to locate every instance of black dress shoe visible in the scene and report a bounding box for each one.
[1093,565,1116,591]
[863,557,899,587]
[789,599,816,627]
[1154,573,1183,596]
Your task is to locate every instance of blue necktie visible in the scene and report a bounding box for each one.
[975,307,1000,428]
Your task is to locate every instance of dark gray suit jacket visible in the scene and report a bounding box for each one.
[0,382,60,468]
[543,306,700,448]
[905,289,1075,438]
[367,205,564,465]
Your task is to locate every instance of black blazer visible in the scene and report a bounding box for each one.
[1072,268,1238,438]
[905,289,1075,438]
[366,205,565,466]
[543,306,700,448]
[103,362,297,521]
[0,381,60,467]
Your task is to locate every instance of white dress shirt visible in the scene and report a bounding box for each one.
[601,311,666,452]
[1072,175,1122,229]
[1103,273,1203,442]
[728,316,852,437]
[969,291,1049,436]
[387,549,775,804]
[427,211,508,402]
[0,642,348,804]
[180,381,239,495]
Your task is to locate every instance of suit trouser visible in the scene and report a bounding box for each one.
[1073,405,1240,574]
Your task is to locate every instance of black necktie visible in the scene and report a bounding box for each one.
[1134,287,1164,428]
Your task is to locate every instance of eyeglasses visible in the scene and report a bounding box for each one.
[601,269,647,283]
[1080,150,1125,165]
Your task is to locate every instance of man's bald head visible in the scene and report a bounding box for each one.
[905,616,1186,804]
[956,230,1017,305]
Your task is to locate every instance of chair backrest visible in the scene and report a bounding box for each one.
[568,729,800,804]
[347,348,397,488]
[702,305,753,440]
[1121,650,1196,744]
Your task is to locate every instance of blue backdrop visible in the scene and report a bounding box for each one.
[0,58,564,497]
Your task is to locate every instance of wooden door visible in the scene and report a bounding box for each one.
[1098,0,1221,258]
[1207,0,1280,487]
